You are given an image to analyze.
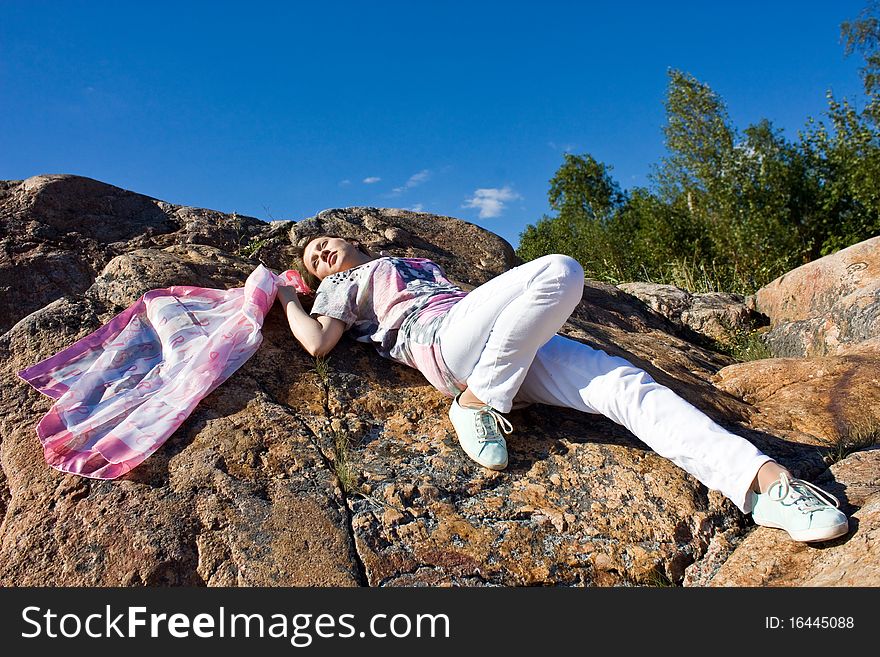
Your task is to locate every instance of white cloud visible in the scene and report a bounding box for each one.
[339,179,351,186]
[463,186,522,219]
[409,203,424,212]
[392,169,431,195]
[363,176,381,184]
[548,141,577,153]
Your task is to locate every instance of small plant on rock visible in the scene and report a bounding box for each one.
[823,420,880,465]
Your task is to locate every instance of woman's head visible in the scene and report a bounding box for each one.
[295,235,375,283]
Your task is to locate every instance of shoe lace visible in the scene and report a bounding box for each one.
[474,406,513,444]
[770,472,840,513]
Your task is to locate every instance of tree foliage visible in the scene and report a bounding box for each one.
[518,4,880,294]
[842,0,880,124]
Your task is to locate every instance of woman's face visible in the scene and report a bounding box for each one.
[303,236,364,280]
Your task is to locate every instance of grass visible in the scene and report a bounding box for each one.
[711,325,772,362]
[615,255,776,363]
[220,211,270,259]
[239,237,268,259]
[310,355,358,493]
[332,428,358,494]
[823,420,880,465]
[313,355,332,389]
[665,257,729,294]
[639,255,766,297]
[632,567,677,587]
[634,295,772,362]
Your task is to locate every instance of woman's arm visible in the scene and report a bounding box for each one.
[276,286,345,357]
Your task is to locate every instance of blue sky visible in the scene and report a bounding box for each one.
[0,0,869,247]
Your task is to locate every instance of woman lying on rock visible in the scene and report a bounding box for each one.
[277,234,849,544]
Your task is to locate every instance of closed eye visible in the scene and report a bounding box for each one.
[311,240,327,270]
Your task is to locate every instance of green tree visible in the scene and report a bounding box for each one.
[657,69,736,204]
[518,6,880,296]
[842,0,880,124]
[547,152,626,224]
[519,153,630,281]
[656,71,813,290]
[800,95,880,254]
[731,119,816,281]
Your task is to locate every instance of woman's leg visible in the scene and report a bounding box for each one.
[515,334,773,514]
[438,254,585,413]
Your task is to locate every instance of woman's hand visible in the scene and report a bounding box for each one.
[276,286,345,357]
[278,269,312,294]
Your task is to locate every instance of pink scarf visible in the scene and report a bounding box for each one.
[17,266,310,479]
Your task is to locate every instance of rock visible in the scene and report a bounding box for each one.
[703,448,880,586]
[289,207,519,288]
[2,174,876,586]
[755,235,880,357]
[711,338,880,445]
[681,293,765,345]
[0,246,362,585]
[617,282,766,348]
[681,527,745,586]
[0,175,172,335]
[0,174,288,335]
[345,401,746,586]
[617,283,693,320]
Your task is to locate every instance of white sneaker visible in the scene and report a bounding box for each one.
[750,472,849,542]
[448,395,512,470]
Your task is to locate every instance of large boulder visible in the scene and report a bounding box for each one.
[0,174,295,335]
[691,448,880,587]
[754,236,880,357]
[617,282,767,348]
[711,338,880,445]
[288,207,519,288]
[0,245,361,585]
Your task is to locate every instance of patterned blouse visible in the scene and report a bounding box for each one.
[309,257,468,396]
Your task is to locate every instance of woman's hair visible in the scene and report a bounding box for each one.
[290,234,373,291]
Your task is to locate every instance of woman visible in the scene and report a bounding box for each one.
[276,234,849,544]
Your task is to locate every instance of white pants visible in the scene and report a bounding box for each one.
[436,255,771,513]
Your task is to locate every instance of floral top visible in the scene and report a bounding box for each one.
[309,257,468,396]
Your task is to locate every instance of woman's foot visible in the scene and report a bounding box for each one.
[753,460,789,494]
[448,394,511,470]
[750,471,850,542]
[457,387,486,409]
